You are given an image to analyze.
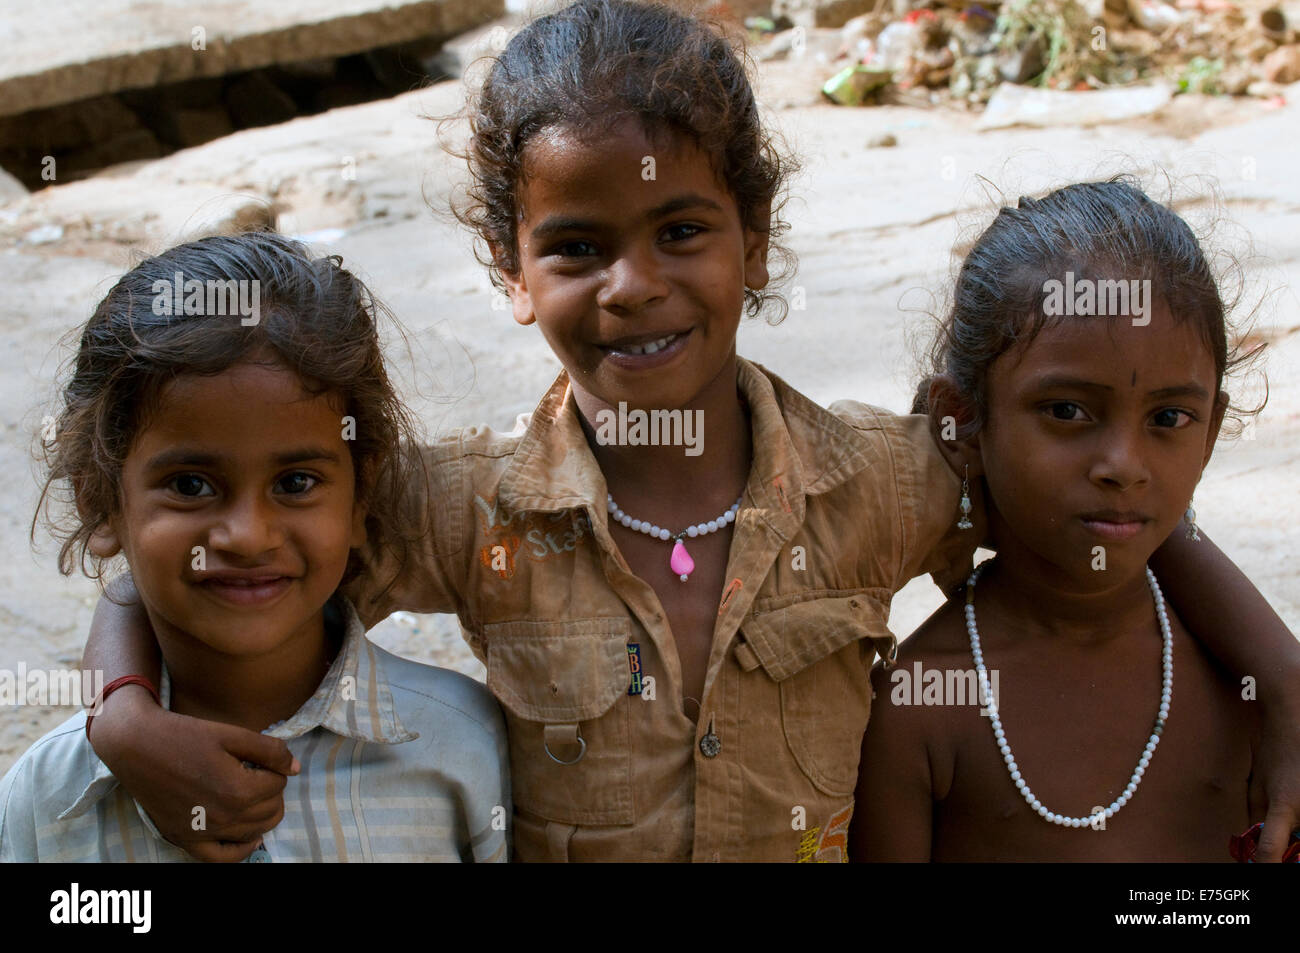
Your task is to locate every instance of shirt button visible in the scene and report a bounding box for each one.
[699,731,721,758]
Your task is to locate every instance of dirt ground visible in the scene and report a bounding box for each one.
[1,60,1297,775]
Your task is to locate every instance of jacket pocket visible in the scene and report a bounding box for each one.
[741,592,894,797]
[485,617,634,827]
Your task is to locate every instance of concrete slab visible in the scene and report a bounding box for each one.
[0,0,504,118]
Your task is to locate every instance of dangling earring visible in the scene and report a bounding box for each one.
[957,464,973,530]
[1185,501,1201,541]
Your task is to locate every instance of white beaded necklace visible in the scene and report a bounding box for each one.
[964,560,1173,828]
[606,493,742,582]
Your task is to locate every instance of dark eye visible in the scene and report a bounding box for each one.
[1048,402,1086,421]
[170,474,214,497]
[662,223,704,242]
[1152,408,1193,429]
[554,240,598,258]
[276,472,319,495]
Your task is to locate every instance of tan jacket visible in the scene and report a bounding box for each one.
[352,358,976,861]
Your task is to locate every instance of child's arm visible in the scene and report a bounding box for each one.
[469,690,512,863]
[1150,525,1300,863]
[82,576,299,862]
[0,759,39,862]
[849,665,935,862]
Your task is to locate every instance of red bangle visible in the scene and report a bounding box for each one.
[1229,821,1300,863]
[85,674,161,739]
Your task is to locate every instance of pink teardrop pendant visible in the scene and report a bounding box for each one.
[670,538,695,582]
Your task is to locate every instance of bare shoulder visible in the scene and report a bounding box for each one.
[855,594,975,863]
[897,593,972,661]
[869,596,973,740]
[877,597,987,788]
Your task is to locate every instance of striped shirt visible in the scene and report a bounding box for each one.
[0,599,510,862]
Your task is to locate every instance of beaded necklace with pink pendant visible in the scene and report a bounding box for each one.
[606,493,743,581]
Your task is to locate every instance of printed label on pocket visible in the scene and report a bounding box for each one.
[627,642,643,695]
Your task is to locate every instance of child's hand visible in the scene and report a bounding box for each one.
[89,686,299,862]
[1249,692,1300,862]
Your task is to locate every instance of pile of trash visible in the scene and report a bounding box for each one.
[746,0,1300,109]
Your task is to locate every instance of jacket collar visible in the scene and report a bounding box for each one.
[495,357,880,527]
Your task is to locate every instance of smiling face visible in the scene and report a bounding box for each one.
[93,360,365,659]
[499,119,769,413]
[976,299,1225,585]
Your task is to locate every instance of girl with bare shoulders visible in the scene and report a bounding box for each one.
[851,180,1264,862]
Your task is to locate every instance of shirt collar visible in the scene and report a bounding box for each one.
[57,598,414,820]
[256,598,418,745]
[495,357,881,530]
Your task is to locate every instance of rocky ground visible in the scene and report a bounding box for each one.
[1,41,1297,775]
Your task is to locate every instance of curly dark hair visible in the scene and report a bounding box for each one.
[914,177,1265,438]
[452,0,799,321]
[34,232,428,589]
